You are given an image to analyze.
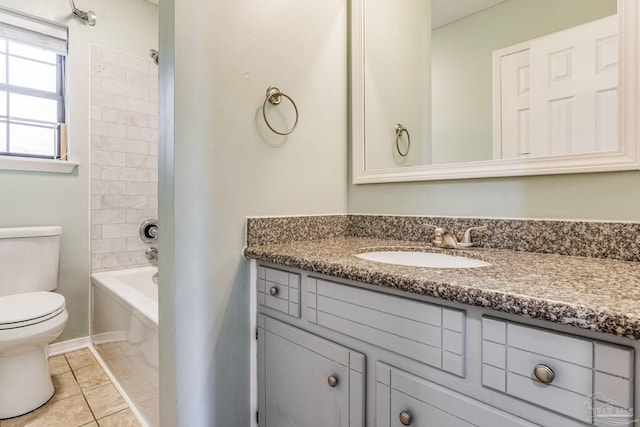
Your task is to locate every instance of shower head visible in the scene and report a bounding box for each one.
[69,0,96,26]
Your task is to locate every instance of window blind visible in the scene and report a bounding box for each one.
[0,7,67,55]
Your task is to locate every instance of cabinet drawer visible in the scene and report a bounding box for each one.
[257,265,301,318]
[376,363,537,426]
[307,278,466,376]
[482,317,634,425]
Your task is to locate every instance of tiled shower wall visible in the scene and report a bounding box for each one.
[90,46,158,271]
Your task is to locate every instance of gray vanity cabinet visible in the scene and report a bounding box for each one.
[255,262,636,427]
[257,315,365,427]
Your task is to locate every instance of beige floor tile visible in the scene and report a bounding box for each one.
[75,364,110,391]
[2,394,94,427]
[50,372,82,402]
[80,423,98,427]
[97,409,141,427]
[48,355,71,376]
[65,348,98,372]
[83,383,127,419]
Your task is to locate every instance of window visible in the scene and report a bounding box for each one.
[0,8,67,160]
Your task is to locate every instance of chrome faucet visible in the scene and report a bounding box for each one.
[145,247,158,261]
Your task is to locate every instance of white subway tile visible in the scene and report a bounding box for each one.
[91,254,103,270]
[126,126,157,142]
[92,180,127,195]
[91,74,102,92]
[92,120,127,138]
[127,69,158,89]
[92,150,127,167]
[92,238,127,254]
[101,194,149,209]
[102,78,130,97]
[127,153,158,169]
[91,194,102,209]
[126,98,156,115]
[148,168,158,183]
[101,137,149,154]
[126,182,157,195]
[125,83,150,101]
[100,107,128,124]
[122,55,150,73]
[91,225,103,239]
[148,141,158,155]
[148,88,158,102]
[148,195,158,210]
[92,209,127,224]
[149,115,158,130]
[127,237,151,251]
[125,112,150,128]
[102,223,139,239]
[91,166,102,180]
[126,209,158,224]
[91,90,127,110]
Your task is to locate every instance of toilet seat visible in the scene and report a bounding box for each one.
[0,292,66,330]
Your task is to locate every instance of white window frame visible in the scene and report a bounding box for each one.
[0,7,77,174]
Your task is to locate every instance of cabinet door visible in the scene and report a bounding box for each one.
[258,316,365,427]
[376,363,537,427]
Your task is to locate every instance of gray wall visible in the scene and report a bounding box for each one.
[159,0,348,425]
[347,171,640,221]
[0,0,158,341]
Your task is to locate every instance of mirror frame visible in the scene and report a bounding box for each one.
[352,0,640,183]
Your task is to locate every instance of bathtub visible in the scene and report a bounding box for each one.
[90,266,159,427]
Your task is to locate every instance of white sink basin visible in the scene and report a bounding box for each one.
[355,251,491,269]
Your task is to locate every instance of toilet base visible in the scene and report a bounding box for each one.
[0,347,54,419]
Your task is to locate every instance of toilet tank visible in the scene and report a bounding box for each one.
[0,226,62,296]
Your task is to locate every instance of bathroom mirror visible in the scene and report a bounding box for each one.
[352,0,640,183]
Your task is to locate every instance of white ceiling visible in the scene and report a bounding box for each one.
[431,0,509,29]
[143,0,508,27]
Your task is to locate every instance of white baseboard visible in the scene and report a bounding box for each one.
[46,336,92,357]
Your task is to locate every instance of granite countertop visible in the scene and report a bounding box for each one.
[244,237,640,339]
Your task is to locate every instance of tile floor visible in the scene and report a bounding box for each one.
[0,348,142,427]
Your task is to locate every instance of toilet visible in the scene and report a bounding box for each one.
[0,226,68,419]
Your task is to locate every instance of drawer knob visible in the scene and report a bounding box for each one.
[399,411,412,426]
[533,364,555,384]
[269,286,278,296]
[327,375,338,387]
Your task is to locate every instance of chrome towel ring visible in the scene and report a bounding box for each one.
[263,86,299,135]
[395,123,410,156]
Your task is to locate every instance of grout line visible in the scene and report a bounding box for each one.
[87,345,150,427]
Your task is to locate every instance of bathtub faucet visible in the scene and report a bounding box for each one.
[145,247,158,261]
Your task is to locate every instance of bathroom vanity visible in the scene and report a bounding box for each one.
[245,216,640,427]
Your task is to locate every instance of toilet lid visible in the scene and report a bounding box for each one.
[0,292,66,329]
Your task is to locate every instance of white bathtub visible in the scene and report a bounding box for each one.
[90,266,159,427]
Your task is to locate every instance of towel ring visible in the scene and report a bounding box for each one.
[395,124,410,156]
[263,86,299,135]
